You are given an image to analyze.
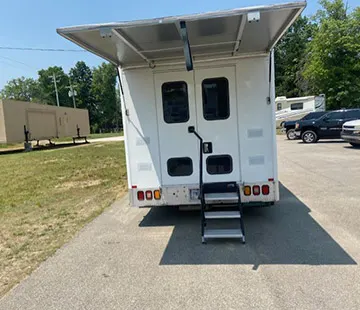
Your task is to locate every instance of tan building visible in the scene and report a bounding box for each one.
[0,99,90,143]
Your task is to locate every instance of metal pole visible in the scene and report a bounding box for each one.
[70,84,76,108]
[51,73,60,107]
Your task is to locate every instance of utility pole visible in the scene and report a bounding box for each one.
[49,73,60,106]
[67,82,77,108]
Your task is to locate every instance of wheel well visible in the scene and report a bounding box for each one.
[301,127,317,135]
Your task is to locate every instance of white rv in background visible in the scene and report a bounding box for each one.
[58,2,306,243]
[276,94,326,127]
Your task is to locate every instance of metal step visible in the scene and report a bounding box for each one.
[204,192,239,204]
[204,211,241,219]
[204,229,243,239]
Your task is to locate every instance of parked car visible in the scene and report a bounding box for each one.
[282,111,328,140]
[294,109,360,143]
[341,119,360,148]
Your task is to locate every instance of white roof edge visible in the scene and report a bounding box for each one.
[56,1,306,34]
[57,32,119,65]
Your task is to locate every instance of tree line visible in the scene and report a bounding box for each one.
[0,62,121,133]
[275,0,360,110]
[1,0,359,129]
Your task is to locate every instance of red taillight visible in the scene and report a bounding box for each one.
[146,190,153,200]
[262,185,270,195]
[137,191,144,201]
[253,185,260,196]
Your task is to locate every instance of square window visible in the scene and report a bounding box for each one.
[167,157,193,177]
[290,102,303,110]
[202,77,229,120]
[206,155,232,175]
[162,81,189,124]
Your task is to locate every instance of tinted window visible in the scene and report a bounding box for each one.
[344,110,360,119]
[202,78,229,120]
[277,103,282,111]
[302,112,327,120]
[162,81,189,124]
[325,112,345,120]
[167,157,193,177]
[291,102,304,110]
[206,155,232,175]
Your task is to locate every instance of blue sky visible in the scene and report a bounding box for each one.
[0,0,358,89]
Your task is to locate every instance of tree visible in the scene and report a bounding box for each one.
[303,0,360,110]
[69,61,93,109]
[274,16,317,97]
[0,77,41,102]
[38,66,72,107]
[91,63,120,132]
[69,61,98,125]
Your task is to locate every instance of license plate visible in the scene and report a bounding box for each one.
[190,189,200,200]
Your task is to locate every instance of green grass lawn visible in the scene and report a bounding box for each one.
[0,142,127,297]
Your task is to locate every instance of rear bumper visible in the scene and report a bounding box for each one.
[129,181,279,208]
[341,133,360,144]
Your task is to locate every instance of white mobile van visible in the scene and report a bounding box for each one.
[58,2,306,242]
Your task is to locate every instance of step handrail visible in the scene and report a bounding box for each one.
[188,126,204,197]
[188,126,206,241]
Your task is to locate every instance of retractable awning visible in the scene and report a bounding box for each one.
[57,2,306,69]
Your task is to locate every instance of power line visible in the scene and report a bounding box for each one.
[0,46,86,52]
[0,55,36,69]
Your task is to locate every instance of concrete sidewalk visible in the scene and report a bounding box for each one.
[88,136,124,143]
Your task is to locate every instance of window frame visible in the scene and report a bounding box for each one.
[206,155,233,175]
[324,111,345,121]
[344,110,360,119]
[161,81,190,124]
[202,77,230,121]
[167,157,193,177]
[290,102,304,110]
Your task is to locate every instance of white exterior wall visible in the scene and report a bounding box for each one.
[236,56,275,184]
[120,70,162,190]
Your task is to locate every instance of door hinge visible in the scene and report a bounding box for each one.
[266,97,271,105]
[125,109,130,116]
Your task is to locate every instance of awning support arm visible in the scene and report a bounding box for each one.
[177,21,193,71]
[111,29,154,67]
[233,15,246,56]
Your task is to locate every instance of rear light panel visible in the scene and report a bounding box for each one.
[145,191,153,200]
[262,185,270,195]
[243,184,272,196]
[136,189,161,201]
[253,185,260,196]
[137,191,144,201]
[154,190,161,200]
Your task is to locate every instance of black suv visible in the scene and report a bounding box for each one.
[282,111,328,140]
[294,109,360,143]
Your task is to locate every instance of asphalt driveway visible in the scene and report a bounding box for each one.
[1,137,359,310]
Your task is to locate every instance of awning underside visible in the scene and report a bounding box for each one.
[57,2,306,68]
